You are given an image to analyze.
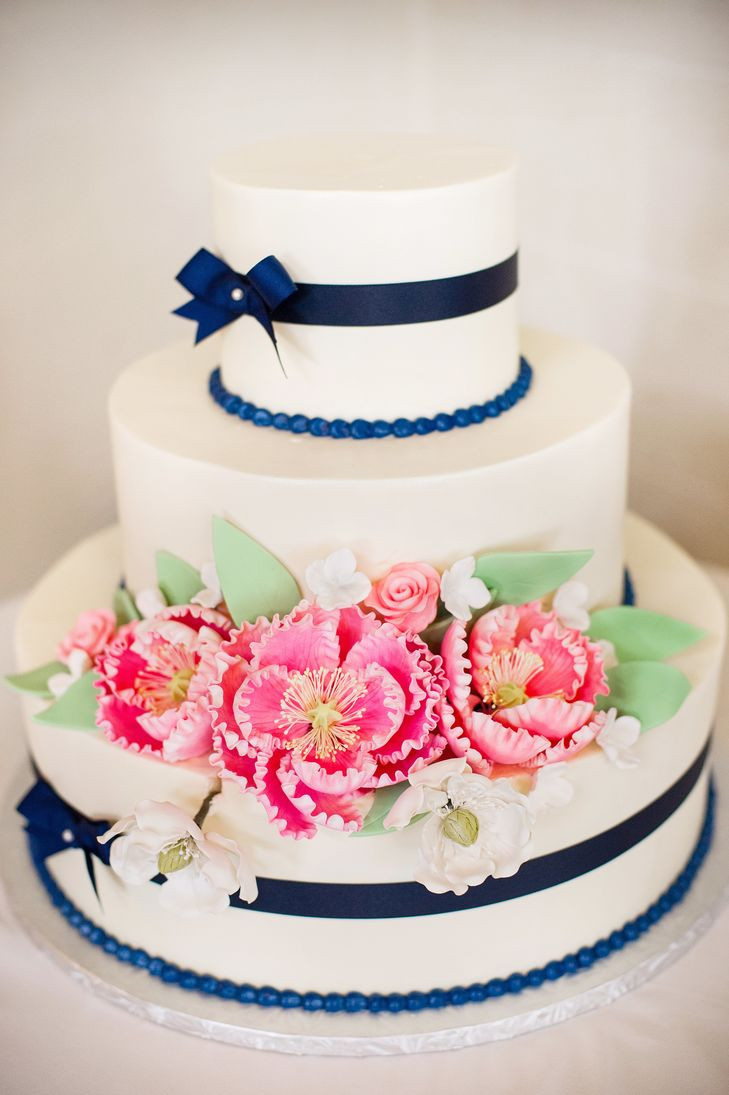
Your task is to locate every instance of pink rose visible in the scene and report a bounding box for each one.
[57,609,116,662]
[364,562,440,634]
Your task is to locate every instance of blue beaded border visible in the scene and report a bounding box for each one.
[208,357,533,439]
[27,780,714,1015]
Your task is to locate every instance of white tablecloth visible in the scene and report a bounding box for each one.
[2,574,728,1095]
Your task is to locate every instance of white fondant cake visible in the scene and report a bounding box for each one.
[8,136,726,1015]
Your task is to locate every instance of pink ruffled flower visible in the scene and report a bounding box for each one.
[210,602,449,838]
[440,601,609,772]
[96,605,233,763]
[58,609,116,662]
[364,562,440,634]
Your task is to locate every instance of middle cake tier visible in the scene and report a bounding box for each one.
[111,326,630,607]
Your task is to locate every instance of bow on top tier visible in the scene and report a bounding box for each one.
[174,248,297,365]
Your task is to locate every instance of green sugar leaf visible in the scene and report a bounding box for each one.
[354,785,425,837]
[474,550,593,606]
[588,606,705,663]
[34,671,100,731]
[113,586,141,626]
[155,551,203,607]
[5,661,67,699]
[597,661,692,731]
[212,517,301,626]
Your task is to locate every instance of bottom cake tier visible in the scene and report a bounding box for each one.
[13,514,726,1002]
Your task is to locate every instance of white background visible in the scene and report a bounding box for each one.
[1,0,727,596]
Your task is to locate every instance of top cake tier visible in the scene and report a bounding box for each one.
[210,135,519,421]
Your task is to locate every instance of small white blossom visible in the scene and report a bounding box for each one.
[136,587,167,619]
[528,763,574,813]
[553,580,590,632]
[440,556,491,621]
[597,638,618,669]
[596,708,641,769]
[98,798,258,916]
[305,548,371,610]
[191,561,223,609]
[48,648,92,698]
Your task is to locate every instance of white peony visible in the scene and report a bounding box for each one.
[553,580,590,632]
[191,561,223,609]
[48,648,92,698]
[98,798,258,917]
[596,708,641,769]
[439,556,491,621]
[305,548,372,610]
[384,758,535,896]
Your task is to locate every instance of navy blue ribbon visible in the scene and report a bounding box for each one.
[174,249,297,367]
[19,734,709,921]
[174,249,518,349]
[17,778,111,899]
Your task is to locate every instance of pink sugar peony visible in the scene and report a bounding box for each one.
[58,609,116,662]
[364,561,441,634]
[210,601,449,838]
[96,605,233,763]
[440,601,609,772]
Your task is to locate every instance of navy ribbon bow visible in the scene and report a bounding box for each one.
[17,779,110,898]
[174,248,297,368]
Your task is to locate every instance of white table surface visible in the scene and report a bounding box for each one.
[2,571,728,1095]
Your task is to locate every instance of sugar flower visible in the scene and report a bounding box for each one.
[48,648,92,699]
[136,587,167,619]
[384,758,573,895]
[191,561,223,610]
[364,561,440,634]
[440,601,609,772]
[57,609,116,663]
[98,798,257,916]
[305,548,371,611]
[553,580,590,632]
[595,707,641,769]
[96,605,233,762]
[440,556,491,621]
[383,757,534,895]
[211,601,449,838]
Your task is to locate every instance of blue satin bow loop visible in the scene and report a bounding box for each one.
[174,248,297,368]
[17,779,110,898]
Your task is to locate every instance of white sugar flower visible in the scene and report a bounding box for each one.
[305,548,371,610]
[596,638,618,669]
[191,561,223,609]
[384,758,535,896]
[527,762,574,813]
[596,708,641,769]
[48,648,92,698]
[135,587,167,619]
[440,556,491,621]
[98,798,258,916]
[553,580,590,632]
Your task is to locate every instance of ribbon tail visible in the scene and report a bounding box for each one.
[83,847,102,907]
[249,296,287,378]
[173,300,233,343]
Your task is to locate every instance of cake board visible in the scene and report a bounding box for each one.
[3,735,728,1059]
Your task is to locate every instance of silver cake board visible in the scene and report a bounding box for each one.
[3,750,728,1058]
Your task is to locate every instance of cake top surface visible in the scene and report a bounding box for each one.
[211,135,516,193]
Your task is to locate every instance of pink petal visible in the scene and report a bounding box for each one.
[441,621,473,721]
[469,604,519,673]
[210,728,258,787]
[526,711,607,767]
[573,639,609,704]
[96,694,162,754]
[344,630,426,715]
[523,621,586,700]
[336,605,380,659]
[254,751,319,839]
[369,732,447,787]
[161,699,214,762]
[495,696,596,742]
[251,613,340,674]
[467,710,552,765]
[290,748,376,795]
[233,665,294,749]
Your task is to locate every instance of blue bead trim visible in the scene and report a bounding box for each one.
[208,357,533,439]
[27,780,714,1014]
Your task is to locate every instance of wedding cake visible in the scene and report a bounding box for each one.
[9,135,725,1015]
